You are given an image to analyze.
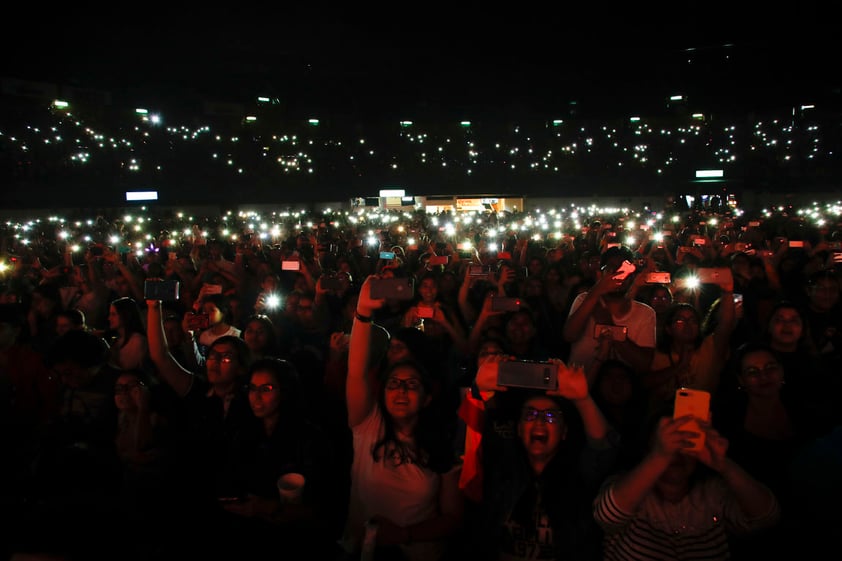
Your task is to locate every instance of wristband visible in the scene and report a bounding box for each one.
[355,311,372,323]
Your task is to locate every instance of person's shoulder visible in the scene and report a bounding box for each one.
[630,300,657,317]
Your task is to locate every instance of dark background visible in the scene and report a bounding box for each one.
[1,3,839,208]
[3,3,837,119]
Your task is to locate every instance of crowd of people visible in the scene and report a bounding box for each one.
[1,200,841,560]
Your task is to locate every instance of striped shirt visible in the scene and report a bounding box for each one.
[593,475,779,560]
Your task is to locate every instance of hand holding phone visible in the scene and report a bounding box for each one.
[673,388,710,451]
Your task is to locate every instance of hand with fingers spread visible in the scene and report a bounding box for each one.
[547,359,588,401]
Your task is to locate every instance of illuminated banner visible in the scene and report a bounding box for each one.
[126,191,158,202]
[456,198,485,211]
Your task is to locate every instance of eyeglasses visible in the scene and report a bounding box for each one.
[385,377,422,392]
[521,407,563,424]
[114,382,143,394]
[742,362,783,379]
[206,352,237,364]
[247,383,277,394]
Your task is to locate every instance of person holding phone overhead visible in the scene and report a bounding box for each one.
[563,245,657,383]
[642,265,736,416]
[456,354,620,560]
[593,403,780,560]
[341,273,464,561]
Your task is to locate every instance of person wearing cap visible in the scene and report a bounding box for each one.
[563,245,657,384]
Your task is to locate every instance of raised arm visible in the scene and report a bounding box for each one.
[146,298,196,397]
[548,360,611,444]
[346,274,384,427]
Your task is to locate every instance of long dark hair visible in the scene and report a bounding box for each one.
[371,358,457,474]
[657,302,704,353]
[109,296,145,348]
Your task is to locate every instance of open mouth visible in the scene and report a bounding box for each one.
[529,432,549,444]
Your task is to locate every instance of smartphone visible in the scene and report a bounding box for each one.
[370,277,414,300]
[645,272,671,284]
[497,360,558,390]
[693,238,706,246]
[379,251,396,260]
[491,296,522,312]
[696,267,726,284]
[733,293,743,304]
[468,265,491,276]
[593,324,628,341]
[282,260,301,271]
[673,388,711,451]
[143,279,180,301]
[788,240,804,248]
[497,251,512,260]
[203,283,223,295]
[428,255,449,266]
[186,313,210,331]
[612,260,636,280]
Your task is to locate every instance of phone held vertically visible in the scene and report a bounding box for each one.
[370,277,415,300]
[673,388,711,451]
[144,279,180,301]
[497,360,558,390]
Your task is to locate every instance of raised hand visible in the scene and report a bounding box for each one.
[684,421,729,472]
[547,359,588,401]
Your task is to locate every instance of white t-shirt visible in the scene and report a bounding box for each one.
[566,292,657,371]
[341,407,454,561]
[198,325,241,348]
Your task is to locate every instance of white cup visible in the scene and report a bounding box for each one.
[277,472,306,504]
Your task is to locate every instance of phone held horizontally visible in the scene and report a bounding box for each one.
[497,360,558,390]
[144,279,180,301]
[370,277,415,300]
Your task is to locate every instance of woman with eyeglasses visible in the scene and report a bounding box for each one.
[710,341,836,558]
[146,297,258,556]
[214,357,345,559]
[456,354,619,560]
[340,274,464,561]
